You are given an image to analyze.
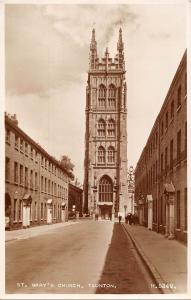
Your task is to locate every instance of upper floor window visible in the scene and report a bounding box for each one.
[108,146,115,163]
[20,139,24,152]
[160,153,163,173]
[165,111,168,130]
[15,135,19,149]
[30,170,33,188]
[41,155,44,167]
[177,130,181,162]
[30,147,33,159]
[45,159,48,169]
[108,119,115,137]
[170,139,173,170]
[177,85,181,109]
[170,100,174,120]
[108,84,116,108]
[41,176,44,191]
[45,178,47,192]
[97,119,106,137]
[165,147,168,174]
[20,165,23,185]
[25,167,28,187]
[5,157,10,181]
[35,150,38,163]
[155,132,158,146]
[25,142,28,156]
[98,84,106,107]
[6,129,10,144]
[161,121,164,137]
[14,162,18,183]
[98,146,106,163]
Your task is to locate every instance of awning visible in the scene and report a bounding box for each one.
[146,195,153,202]
[23,193,32,201]
[47,199,52,204]
[97,202,113,206]
[164,182,175,193]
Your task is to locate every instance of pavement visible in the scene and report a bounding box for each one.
[5,220,80,242]
[122,223,188,294]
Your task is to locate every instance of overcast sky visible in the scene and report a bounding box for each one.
[5,2,187,184]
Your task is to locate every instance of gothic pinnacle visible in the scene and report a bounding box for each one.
[90,28,97,51]
[117,27,124,51]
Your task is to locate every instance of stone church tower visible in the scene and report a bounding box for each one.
[83,28,128,220]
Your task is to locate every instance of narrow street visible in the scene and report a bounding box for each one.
[6,221,158,294]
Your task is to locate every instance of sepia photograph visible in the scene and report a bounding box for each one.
[1,0,190,298]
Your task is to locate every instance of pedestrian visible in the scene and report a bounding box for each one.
[127,213,131,224]
[133,213,137,225]
[129,213,133,225]
[118,215,122,224]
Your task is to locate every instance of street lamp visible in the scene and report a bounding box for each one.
[124,205,127,218]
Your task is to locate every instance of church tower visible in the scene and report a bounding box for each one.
[83,29,128,220]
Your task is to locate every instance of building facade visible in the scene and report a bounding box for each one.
[5,113,73,230]
[68,183,83,217]
[83,29,128,220]
[135,51,187,243]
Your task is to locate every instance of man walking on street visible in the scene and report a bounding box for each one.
[118,215,122,224]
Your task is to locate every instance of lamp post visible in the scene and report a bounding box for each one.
[124,205,127,220]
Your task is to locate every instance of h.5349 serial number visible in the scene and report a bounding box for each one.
[151,283,176,289]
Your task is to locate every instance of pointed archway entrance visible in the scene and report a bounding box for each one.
[97,175,113,220]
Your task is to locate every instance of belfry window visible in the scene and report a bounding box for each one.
[98,146,105,163]
[108,119,115,137]
[99,176,113,202]
[108,84,116,108]
[108,146,115,163]
[98,119,106,137]
[98,84,106,107]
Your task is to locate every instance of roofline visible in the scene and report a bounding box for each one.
[135,49,187,171]
[69,183,83,193]
[5,115,74,178]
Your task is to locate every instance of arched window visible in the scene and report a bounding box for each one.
[108,84,116,108]
[98,84,106,107]
[98,146,105,163]
[99,176,113,202]
[108,146,115,163]
[97,119,106,137]
[108,119,115,137]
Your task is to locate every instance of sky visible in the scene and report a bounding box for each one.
[5,2,187,184]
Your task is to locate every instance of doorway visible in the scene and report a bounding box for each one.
[100,205,112,220]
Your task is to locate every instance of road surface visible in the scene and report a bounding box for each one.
[6,220,158,294]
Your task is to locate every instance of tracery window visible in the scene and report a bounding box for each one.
[99,176,113,202]
[108,146,115,163]
[98,119,106,137]
[108,119,115,137]
[108,84,116,108]
[98,146,105,163]
[98,84,106,107]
